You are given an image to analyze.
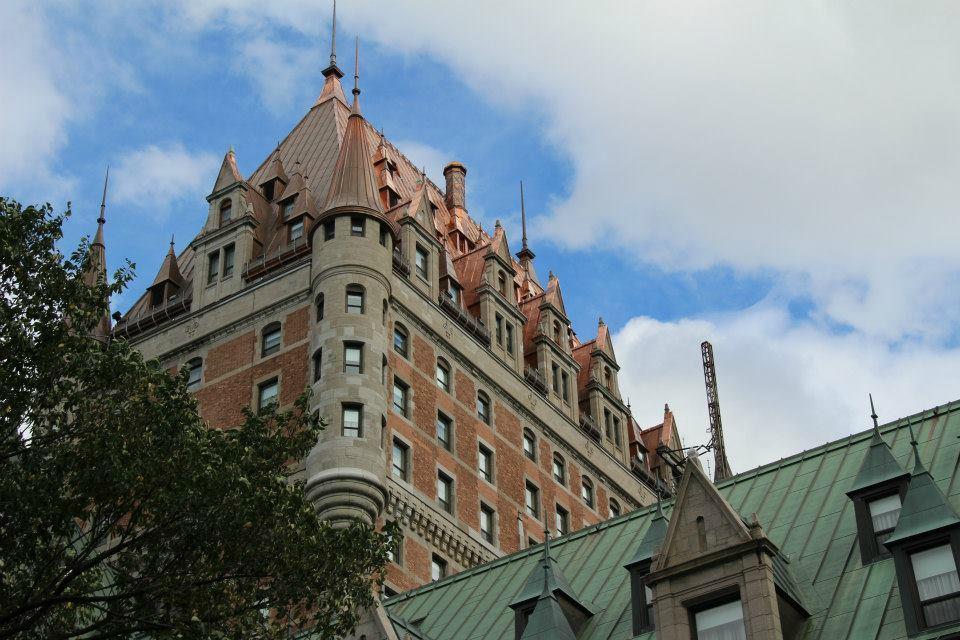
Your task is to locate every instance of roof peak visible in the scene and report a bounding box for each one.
[321,0,344,80]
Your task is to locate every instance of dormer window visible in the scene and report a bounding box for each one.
[263,181,275,202]
[868,493,902,550]
[604,366,613,388]
[553,321,561,343]
[448,281,462,306]
[219,199,232,225]
[909,544,960,628]
[497,271,507,296]
[692,598,746,640]
[281,198,295,219]
[415,245,428,280]
[289,219,304,242]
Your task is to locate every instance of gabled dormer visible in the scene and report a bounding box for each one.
[573,318,628,461]
[846,400,910,565]
[884,422,960,635]
[258,151,288,203]
[509,536,593,639]
[478,222,525,373]
[373,133,401,211]
[275,163,318,247]
[398,177,442,300]
[525,273,578,419]
[624,497,670,634]
[147,238,186,309]
[648,457,809,639]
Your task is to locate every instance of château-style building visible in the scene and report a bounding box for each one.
[93,28,684,593]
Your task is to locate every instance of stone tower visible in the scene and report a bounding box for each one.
[304,68,395,527]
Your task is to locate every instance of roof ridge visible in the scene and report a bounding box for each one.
[715,398,960,489]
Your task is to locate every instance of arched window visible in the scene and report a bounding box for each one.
[477,391,491,425]
[219,199,232,225]
[581,476,595,509]
[393,324,409,358]
[185,358,202,391]
[436,358,450,392]
[609,498,621,518]
[523,429,537,461]
[552,453,566,485]
[345,284,365,314]
[315,293,324,322]
[312,348,322,382]
[261,322,282,357]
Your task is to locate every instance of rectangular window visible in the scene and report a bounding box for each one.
[555,505,569,537]
[289,219,304,242]
[480,503,495,544]
[262,325,282,356]
[387,530,402,565]
[351,216,365,237]
[431,555,447,581]
[477,394,490,424]
[495,313,503,346]
[392,439,409,481]
[257,379,278,410]
[694,600,746,640]
[436,413,452,451]
[506,323,514,355]
[552,363,560,393]
[207,251,220,284]
[344,342,363,374]
[912,545,960,628]
[415,245,429,280]
[393,327,408,357]
[437,471,453,513]
[604,409,612,439]
[436,362,450,391]
[222,243,235,278]
[478,445,493,483]
[324,220,335,241]
[525,481,540,519]
[561,371,569,403]
[393,380,409,418]
[448,282,462,306]
[342,404,362,437]
[523,431,536,461]
[868,494,901,548]
[613,417,622,447]
[346,288,364,314]
[312,349,322,382]
[282,200,295,218]
[379,223,387,246]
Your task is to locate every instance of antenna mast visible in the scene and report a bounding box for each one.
[701,341,733,482]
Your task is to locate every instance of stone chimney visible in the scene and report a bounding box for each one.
[443,162,467,212]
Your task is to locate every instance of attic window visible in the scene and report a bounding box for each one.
[869,494,902,549]
[389,190,400,208]
[448,281,462,305]
[263,181,275,202]
[910,544,960,628]
[692,598,746,640]
[150,287,164,307]
[282,199,295,219]
[497,271,507,296]
[219,199,232,225]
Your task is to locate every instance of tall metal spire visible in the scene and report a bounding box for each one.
[352,35,360,107]
[869,393,880,433]
[98,166,109,226]
[329,0,337,67]
[520,180,528,251]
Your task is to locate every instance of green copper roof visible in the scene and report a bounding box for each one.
[884,437,960,546]
[624,501,669,568]
[519,565,577,640]
[384,401,960,640]
[509,539,591,614]
[846,427,909,495]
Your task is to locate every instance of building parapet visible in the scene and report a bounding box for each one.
[524,365,549,396]
[438,293,491,346]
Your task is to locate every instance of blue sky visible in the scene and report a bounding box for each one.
[4,1,960,471]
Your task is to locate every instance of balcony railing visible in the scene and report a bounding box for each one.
[438,293,491,346]
[524,366,548,396]
[392,248,411,276]
[579,413,601,441]
[242,236,309,281]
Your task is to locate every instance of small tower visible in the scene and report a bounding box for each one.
[82,167,112,342]
[304,38,395,527]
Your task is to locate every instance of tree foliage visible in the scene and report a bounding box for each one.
[0,199,394,639]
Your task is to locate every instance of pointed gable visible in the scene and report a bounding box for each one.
[212,148,243,194]
[401,178,436,232]
[260,151,288,188]
[595,318,617,362]
[488,220,514,266]
[885,435,960,546]
[847,427,909,496]
[151,241,185,289]
[655,457,753,570]
[542,272,568,317]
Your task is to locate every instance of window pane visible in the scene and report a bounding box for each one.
[258,380,278,409]
[523,432,535,460]
[351,217,364,236]
[208,252,219,284]
[346,289,364,314]
[431,556,446,581]
[436,364,449,390]
[262,327,281,355]
[344,344,362,374]
[324,220,335,240]
[525,483,539,518]
[868,494,902,532]
[186,360,202,390]
[553,457,564,483]
[415,247,428,279]
[695,600,746,640]
[479,447,492,482]
[478,394,489,423]
[222,244,235,277]
[393,382,407,417]
[290,220,304,241]
[913,545,960,601]
[437,414,451,450]
[392,441,407,480]
[394,328,408,356]
[342,405,361,437]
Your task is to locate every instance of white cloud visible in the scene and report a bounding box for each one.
[614,307,960,472]
[390,140,451,188]
[112,143,219,218]
[235,36,321,115]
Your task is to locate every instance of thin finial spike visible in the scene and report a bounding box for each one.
[98,166,109,224]
[520,180,528,249]
[330,0,337,66]
[869,393,880,430]
[169,234,175,249]
[353,35,360,96]
[906,419,925,473]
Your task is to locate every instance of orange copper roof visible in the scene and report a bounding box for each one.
[321,89,383,214]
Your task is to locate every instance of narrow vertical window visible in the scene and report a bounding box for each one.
[342,404,362,437]
[379,223,387,247]
[555,505,569,536]
[480,503,495,544]
[312,348,322,382]
[343,342,363,374]
[525,481,540,519]
[222,243,235,278]
[581,477,594,509]
[506,323,514,355]
[552,363,560,394]
[282,199,295,219]
[523,429,536,461]
[346,285,365,314]
[497,271,506,296]
[392,439,409,481]
[392,379,409,418]
[436,359,450,392]
[257,378,279,410]
[604,408,613,439]
[437,471,454,514]
[477,392,491,424]
[289,219,304,242]
[478,444,493,483]
[431,555,447,581]
[613,417,622,447]
[324,219,335,241]
[436,412,453,451]
[552,453,565,485]
[351,216,365,237]
[185,358,202,391]
[219,199,232,225]
[261,323,282,357]
[495,313,504,346]
[207,251,220,285]
[415,245,429,280]
[393,324,409,358]
[315,294,324,321]
[561,371,569,403]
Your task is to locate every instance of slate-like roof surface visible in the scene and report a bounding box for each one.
[384,400,960,640]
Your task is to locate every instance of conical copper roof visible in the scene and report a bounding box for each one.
[321,94,383,214]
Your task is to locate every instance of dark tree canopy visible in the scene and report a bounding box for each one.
[0,198,394,639]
